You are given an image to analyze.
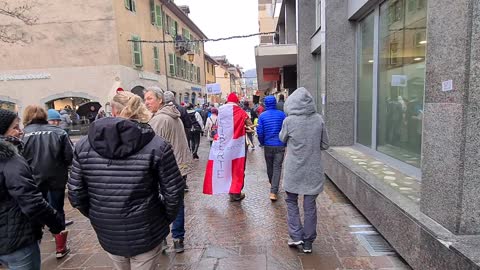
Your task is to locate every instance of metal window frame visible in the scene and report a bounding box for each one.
[354,0,422,177]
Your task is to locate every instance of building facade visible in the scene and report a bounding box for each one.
[212,55,245,103]
[261,0,480,269]
[0,0,206,115]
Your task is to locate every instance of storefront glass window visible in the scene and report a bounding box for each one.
[357,13,374,147]
[377,0,426,167]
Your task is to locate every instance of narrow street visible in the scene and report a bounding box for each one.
[37,139,410,270]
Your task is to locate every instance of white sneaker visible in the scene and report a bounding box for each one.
[287,239,304,247]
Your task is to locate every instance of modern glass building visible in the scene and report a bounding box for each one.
[292,0,480,268]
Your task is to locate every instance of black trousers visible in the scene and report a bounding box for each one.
[190,131,201,156]
[264,146,285,194]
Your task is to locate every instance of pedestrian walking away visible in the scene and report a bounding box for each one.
[68,91,184,270]
[145,88,192,254]
[187,103,205,160]
[22,106,74,259]
[204,107,218,147]
[279,87,329,254]
[276,94,285,112]
[0,109,64,270]
[256,96,286,201]
[203,93,254,202]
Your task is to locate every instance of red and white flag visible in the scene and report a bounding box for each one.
[203,104,248,195]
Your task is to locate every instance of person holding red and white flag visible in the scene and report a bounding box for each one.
[203,93,254,202]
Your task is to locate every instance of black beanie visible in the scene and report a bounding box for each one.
[0,109,18,135]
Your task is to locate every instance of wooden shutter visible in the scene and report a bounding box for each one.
[156,5,162,27]
[132,36,142,67]
[169,54,175,76]
[197,66,201,83]
[150,0,155,24]
[153,47,159,72]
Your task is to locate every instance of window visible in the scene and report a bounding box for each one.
[182,59,187,79]
[183,28,190,40]
[316,0,321,29]
[197,67,201,83]
[190,63,194,81]
[355,0,427,168]
[186,64,190,81]
[168,54,175,76]
[153,46,160,72]
[124,0,136,12]
[171,20,178,37]
[165,15,171,34]
[131,35,142,68]
[155,5,163,27]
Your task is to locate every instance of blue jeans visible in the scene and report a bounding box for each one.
[48,190,66,226]
[171,197,185,240]
[0,242,41,270]
[171,176,186,240]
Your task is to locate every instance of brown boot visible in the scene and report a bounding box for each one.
[54,231,70,259]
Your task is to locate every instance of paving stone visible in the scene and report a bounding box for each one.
[27,139,411,270]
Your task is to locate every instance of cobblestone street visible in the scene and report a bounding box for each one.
[36,139,410,270]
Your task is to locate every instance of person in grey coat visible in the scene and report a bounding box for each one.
[279,87,329,254]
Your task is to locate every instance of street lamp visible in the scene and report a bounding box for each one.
[187,51,195,62]
[224,71,229,78]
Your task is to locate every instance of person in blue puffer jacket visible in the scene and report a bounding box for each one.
[256,95,286,201]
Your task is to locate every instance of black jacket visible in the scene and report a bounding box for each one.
[175,103,192,130]
[68,117,184,257]
[0,138,63,255]
[22,122,73,191]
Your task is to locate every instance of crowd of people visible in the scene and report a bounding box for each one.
[0,87,329,270]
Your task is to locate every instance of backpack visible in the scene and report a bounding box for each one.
[209,117,218,139]
[189,112,202,132]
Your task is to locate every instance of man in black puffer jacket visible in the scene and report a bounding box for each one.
[0,109,63,269]
[68,117,184,261]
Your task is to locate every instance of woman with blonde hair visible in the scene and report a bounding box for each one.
[68,90,184,270]
[22,105,73,259]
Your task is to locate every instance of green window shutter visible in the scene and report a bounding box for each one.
[131,0,136,12]
[150,0,155,24]
[168,54,175,76]
[174,21,178,37]
[156,5,162,27]
[191,63,194,81]
[125,0,130,9]
[170,20,175,36]
[153,47,160,72]
[132,36,142,67]
[197,66,201,83]
[176,56,181,77]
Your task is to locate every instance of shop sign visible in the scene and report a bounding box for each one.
[191,86,202,92]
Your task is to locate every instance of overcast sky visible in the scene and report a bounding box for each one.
[174,0,259,71]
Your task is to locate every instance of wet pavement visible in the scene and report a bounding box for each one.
[9,138,411,269]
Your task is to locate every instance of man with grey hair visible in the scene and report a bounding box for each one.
[144,87,191,253]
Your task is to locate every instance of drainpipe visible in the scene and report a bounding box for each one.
[161,4,170,91]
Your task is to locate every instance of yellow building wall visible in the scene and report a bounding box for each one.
[113,0,167,76]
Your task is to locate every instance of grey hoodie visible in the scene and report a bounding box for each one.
[279,87,329,195]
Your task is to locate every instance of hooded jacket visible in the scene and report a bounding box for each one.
[22,121,73,191]
[68,117,184,257]
[279,87,329,195]
[257,96,286,147]
[0,138,63,255]
[59,110,72,130]
[149,105,192,176]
